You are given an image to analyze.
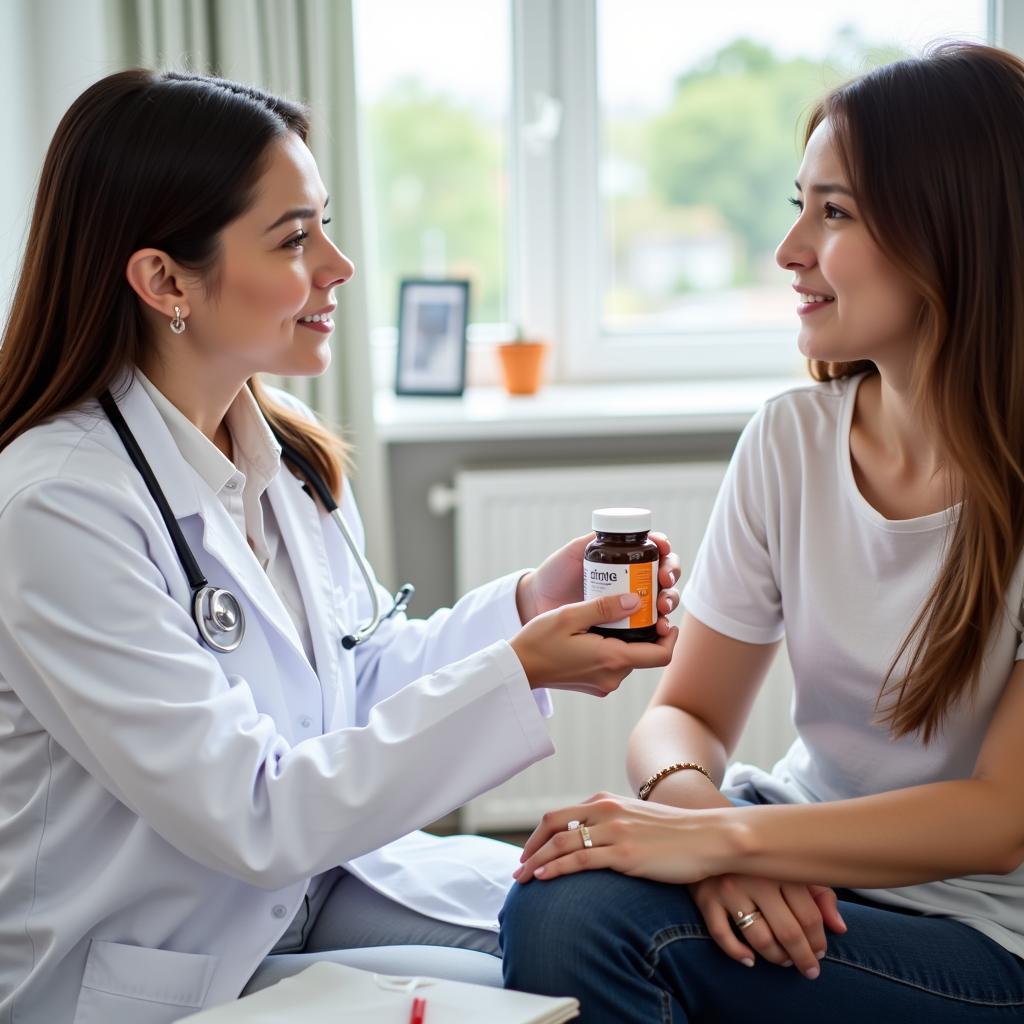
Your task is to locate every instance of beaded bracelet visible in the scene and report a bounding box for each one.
[637,761,713,801]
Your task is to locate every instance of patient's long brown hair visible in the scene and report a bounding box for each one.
[0,68,347,495]
[806,43,1024,741]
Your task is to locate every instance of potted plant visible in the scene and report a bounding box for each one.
[496,326,548,395]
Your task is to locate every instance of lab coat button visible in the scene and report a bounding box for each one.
[300,715,312,728]
[271,905,288,919]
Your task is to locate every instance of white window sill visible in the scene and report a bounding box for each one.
[374,377,804,443]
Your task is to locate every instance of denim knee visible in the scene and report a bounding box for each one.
[501,870,704,967]
[502,871,622,955]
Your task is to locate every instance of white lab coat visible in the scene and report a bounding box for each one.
[0,377,555,1023]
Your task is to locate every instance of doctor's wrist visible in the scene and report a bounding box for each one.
[515,571,539,624]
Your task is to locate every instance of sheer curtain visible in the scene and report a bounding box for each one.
[108,0,394,580]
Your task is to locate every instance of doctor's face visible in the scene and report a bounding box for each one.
[775,121,921,370]
[183,132,354,379]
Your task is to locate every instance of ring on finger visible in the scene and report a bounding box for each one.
[567,819,581,831]
[735,910,763,931]
[579,824,593,849]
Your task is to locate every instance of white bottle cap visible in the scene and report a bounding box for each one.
[592,507,652,533]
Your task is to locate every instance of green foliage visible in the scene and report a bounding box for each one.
[366,79,507,327]
[632,33,909,288]
[365,28,913,325]
[649,43,825,257]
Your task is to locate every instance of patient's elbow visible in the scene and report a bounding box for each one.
[997,844,1024,876]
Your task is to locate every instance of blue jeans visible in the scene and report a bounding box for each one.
[500,869,1024,1022]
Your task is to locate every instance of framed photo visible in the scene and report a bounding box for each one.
[395,279,470,397]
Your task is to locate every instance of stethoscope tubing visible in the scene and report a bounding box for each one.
[99,393,209,594]
[99,390,406,654]
[273,440,384,646]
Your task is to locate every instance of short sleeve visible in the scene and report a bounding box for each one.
[1003,550,1024,662]
[681,404,785,645]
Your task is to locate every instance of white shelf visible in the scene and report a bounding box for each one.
[374,377,802,443]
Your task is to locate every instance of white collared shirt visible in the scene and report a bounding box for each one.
[137,372,316,668]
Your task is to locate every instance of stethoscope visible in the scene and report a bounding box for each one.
[99,392,414,655]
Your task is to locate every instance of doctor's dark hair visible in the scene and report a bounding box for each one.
[0,68,348,495]
[804,43,1024,742]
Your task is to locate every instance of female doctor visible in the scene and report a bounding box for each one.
[0,69,679,1023]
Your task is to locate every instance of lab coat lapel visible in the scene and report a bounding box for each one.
[191,491,308,660]
[111,374,309,664]
[267,469,342,721]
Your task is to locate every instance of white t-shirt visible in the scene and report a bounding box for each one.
[682,372,1024,958]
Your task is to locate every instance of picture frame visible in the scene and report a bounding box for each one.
[394,279,470,397]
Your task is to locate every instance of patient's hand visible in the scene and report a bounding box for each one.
[689,874,846,980]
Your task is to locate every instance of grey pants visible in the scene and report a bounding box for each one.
[244,868,502,996]
[269,866,500,955]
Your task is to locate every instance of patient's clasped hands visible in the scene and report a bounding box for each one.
[513,793,847,979]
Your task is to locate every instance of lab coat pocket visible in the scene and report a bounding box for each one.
[73,939,218,1024]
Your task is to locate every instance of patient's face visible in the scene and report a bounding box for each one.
[774,120,920,372]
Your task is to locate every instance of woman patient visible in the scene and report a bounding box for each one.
[501,41,1024,1022]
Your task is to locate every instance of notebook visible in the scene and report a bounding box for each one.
[177,961,579,1023]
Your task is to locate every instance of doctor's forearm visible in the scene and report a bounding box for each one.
[714,778,1023,887]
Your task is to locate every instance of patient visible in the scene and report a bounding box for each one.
[500,41,1024,1022]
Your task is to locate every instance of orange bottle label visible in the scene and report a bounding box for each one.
[628,562,655,628]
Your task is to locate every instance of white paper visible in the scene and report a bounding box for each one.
[177,961,579,1024]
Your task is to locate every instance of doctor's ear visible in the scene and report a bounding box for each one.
[125,248,192,322]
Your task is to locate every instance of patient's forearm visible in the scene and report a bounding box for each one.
[627,705,733,810]
[717,778,1022,887]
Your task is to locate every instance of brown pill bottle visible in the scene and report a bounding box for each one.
[583,507,659,643]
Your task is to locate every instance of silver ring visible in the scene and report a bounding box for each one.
[567,819,581,831]
[579,824,593,849]
[735,910,763,931]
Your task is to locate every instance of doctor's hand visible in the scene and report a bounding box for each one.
[516,531,681,636]
[509,592,677,695]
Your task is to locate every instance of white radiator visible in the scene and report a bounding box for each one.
[449,462,796,832]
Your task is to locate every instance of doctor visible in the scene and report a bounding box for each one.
[0,69,679,1023]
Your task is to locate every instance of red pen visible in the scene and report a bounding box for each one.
[409,995,427,1024]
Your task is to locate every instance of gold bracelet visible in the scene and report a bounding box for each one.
[637,761,713,801]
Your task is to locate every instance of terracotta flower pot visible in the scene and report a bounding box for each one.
[497,341,548,395]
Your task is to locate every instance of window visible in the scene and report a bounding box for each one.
[359,0,1001,386]
[353,1,511,335]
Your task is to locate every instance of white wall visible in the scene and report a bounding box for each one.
[0,0,114,325]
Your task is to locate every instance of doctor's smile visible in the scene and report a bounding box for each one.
[296,304,336,333]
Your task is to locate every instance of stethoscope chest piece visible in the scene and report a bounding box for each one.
[194,586,245,653]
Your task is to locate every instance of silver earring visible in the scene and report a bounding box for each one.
[169,305,186,334]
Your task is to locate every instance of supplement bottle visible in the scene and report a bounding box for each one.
[583,507,659,642]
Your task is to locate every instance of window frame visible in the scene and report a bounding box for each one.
[513,0,1008,384]
[368,1,1014,388]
